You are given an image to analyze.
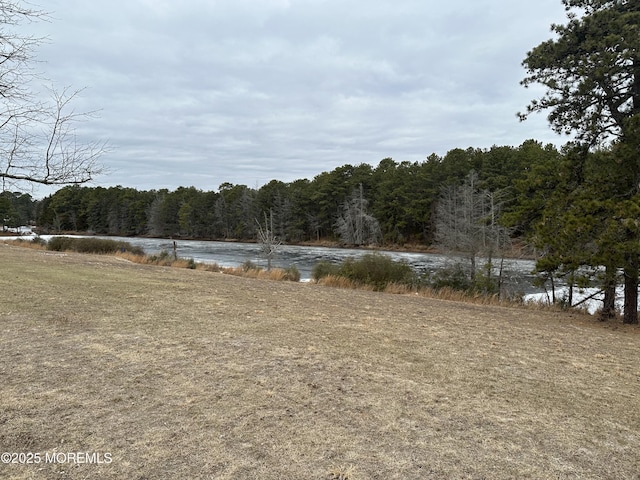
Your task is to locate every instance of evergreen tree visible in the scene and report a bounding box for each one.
[521,0,640,323]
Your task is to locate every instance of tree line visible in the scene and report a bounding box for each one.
[26,140,559,246]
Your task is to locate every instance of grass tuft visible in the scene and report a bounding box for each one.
[317,274,361,290]
[328,465,357,480]
[223,266,298,282]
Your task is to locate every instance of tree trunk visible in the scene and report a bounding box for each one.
[600,265,617,321]
[623,260,639,324]
[470,255,476,284]
[486,250,493,291]
[498,256,505,300]
[568,281,573,308]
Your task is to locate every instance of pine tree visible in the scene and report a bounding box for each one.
[521,0,640,323]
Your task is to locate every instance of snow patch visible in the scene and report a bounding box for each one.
[525,287,626,315]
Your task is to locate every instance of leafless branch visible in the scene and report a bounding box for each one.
[0,1,106,191]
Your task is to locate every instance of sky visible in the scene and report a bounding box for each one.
[24,0,570,196]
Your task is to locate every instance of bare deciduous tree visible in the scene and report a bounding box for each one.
[256,210,281,270]
[436,171,512,290]
[334,184,381,246]
[0,1,106,191]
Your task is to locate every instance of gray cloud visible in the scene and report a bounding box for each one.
[24,0,568,195]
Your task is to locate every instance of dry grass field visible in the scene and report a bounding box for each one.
[1,243,639,479]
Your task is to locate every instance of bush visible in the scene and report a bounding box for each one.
[428,263,473,292]
[337,253,417,291]
[146,250,172,265]
[47,236,145,256]
[314,254,417,290]
[242,259,261,272]
[427,262,502,295]
[31,236,47,247]
[473,267,499,295]
[47,236,73,252]
[283,265,300,282]
[312,260,341,281]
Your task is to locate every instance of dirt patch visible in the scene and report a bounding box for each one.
[1,243,639,479]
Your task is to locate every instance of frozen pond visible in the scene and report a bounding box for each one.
[17,234,541,295]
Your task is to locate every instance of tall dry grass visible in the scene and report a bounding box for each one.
[316,275,516,306]
[222,266,293,281]
[115,251,221,271]
[316,274,374,290]
[195,262,222,272]
[114,251,148,263]
[3,238,47,251]
[419,286,503,305]
[383,282,418,295]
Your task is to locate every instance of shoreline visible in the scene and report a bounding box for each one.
[6,228,536,260]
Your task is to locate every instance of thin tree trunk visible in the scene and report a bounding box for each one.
[486,249,493,293]
[568,281,573,308]
[600,265,617,321]
[623,259,639,324]
[498,256,505,300]
[470,255,476,284]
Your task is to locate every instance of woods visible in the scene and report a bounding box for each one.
[26,140,557,244]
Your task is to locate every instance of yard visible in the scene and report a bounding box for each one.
[1,243,639,479]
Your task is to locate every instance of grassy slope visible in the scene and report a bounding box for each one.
[0,243,639,479]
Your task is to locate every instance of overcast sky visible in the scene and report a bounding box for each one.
[26,0,569,196]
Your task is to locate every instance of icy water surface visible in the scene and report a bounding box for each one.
[32,235,539,294]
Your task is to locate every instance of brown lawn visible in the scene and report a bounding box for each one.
[1,243,639,479]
